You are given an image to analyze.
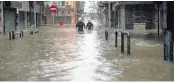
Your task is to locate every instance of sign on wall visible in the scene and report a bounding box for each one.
[49,5,57,12]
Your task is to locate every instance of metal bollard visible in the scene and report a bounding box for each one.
[11,31,15,39]
[105,30,108,40]
[30,31,33,35]
[127,33,131,55]
[115,31,118,47]
[35,31,39,33]
[9,31,11,40]
[21,31,24,37]
[164,30,173,61]
[121,32,124,53]
[164,31,167,61]
[8,31,11,40]
[20,32,22,38]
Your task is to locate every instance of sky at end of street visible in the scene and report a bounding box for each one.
[84,1,97,13]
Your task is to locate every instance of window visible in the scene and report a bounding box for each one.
[58,1,65,6]
[58,1,61,6]
[62,1,65,6]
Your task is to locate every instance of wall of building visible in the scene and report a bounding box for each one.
[36,13,41,27]
[55,16,71,24]
[76,1,84,22]
[71,1,76,24]
[167,1,174,38]
[4,8,17,35]
[0,1,45,35]
[116,3,156,30]
[125,4,134,29]
[51,1,76,24]
[18,11,25,30]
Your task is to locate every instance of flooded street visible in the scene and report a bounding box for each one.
[0,26,174,81]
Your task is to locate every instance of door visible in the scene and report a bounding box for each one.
[4,8,17,35]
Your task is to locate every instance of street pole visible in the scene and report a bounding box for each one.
[41,6,42,26]
[108,1,111,28]
[52,12,54,27]
[157,4,160,39]
[34,1,36,31]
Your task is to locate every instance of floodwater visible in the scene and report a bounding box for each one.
[0,26,174,81]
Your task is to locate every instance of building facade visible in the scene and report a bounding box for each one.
[0,1,45,35]
[98,1,160,29]
[56,1,76,24]
[45,1,76,25]
[76,1,84,22]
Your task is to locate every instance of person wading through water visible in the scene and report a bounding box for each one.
[86,19,94,31]
[76,17,85,32]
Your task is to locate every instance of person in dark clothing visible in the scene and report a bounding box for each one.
[76,18,85,31]
[86,19,94,31]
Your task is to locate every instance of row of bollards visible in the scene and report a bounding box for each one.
[9,29,40,40]
[164,30,173,62]
[105,30,131,55]
[9,31,24,40]
[30,30,39,35]
[105,29,174,62]
[117,31,130,55]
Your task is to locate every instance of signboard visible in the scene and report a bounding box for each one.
[49,5,57,12]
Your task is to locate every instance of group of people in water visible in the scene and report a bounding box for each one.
[76,17,94,32]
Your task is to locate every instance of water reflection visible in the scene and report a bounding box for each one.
[71,32,101,81]
[0,27,174,81]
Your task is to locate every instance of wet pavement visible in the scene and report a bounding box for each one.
[0,25,174,81]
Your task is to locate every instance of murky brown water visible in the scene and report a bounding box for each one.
[0,26,174,81]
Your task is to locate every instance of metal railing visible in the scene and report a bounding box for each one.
[30,30,39,35]
[9,30,24,40]
[105,29,131,55]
